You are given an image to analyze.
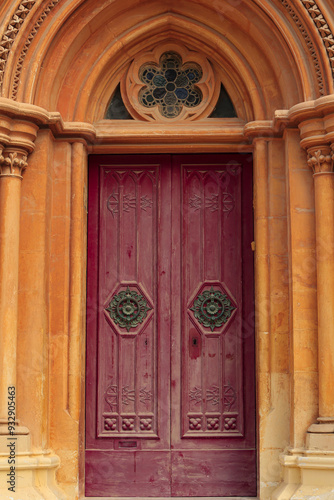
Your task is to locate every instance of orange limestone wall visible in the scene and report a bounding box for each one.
[0,0,334,499]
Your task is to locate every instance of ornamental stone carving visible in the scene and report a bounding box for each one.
[301,0,334,83]
[122,43,219,122]
[0,147,28,178]
[11,0,60,100]
[279,0,323,95]
[138,52,203,119]
[307,146,334,173]
[0,0,36,94]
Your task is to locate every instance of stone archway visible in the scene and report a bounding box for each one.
[0,1,334,499]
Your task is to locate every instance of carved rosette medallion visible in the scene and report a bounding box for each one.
[190,286,235,332]
[106,286,151,332]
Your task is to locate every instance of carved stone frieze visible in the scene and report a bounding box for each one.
[0,0,36,94]
[301,0,334,83]
[0,147,28,178]
[307,147,334,173]
[11,0,60,100]
[279,0,324,94]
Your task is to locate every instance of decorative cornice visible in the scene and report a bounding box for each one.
[0,146,28,179]
[11,0,60,100]
[0,98,96,143]
[0,0,36,95]
[301,0,334,83]
[5,95,334,148]
[307,146,334,173]
[279,0,324,95]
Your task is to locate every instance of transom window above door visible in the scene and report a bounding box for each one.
[105,43,237,121]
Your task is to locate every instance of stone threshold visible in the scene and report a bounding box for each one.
[84,497,258,499]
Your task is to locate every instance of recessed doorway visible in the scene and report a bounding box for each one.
[85,153,256,497]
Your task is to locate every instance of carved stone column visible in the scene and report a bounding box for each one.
[0,114,65,499]
[0,146,28,421]
[307,146,334,445]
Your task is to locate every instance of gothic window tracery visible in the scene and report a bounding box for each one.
[105,45,237,122]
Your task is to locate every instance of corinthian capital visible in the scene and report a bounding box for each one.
[307,146,334,174]
[0,146,28,179]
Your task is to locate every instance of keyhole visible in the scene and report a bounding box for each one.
[192,338,198,346]
[144,339,148,346]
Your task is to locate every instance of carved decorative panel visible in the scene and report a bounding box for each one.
[177,162,245,438]
[97,164,159,438]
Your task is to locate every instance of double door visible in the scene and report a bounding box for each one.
[85,154,256,497]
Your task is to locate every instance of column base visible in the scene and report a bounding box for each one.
[272,448,334,499]
[0,426,65,500]
[307,418,334,451]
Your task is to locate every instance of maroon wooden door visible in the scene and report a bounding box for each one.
[85,154,256,497]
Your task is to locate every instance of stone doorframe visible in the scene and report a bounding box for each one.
[1,95,334,500]
[1,0,334,496]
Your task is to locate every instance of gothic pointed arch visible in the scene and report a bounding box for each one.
[0,0,332,122]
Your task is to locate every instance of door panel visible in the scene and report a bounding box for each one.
[170,155,255,496]
[86,156,172,496]
[85,153,256,497]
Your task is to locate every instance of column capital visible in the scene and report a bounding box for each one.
[307,145,334,174]
[0,145,28,179]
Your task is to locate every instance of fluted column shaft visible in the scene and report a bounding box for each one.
[0,146,28,420]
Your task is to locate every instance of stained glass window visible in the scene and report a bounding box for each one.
[209,84,237,118]
[138,52,203,118]
[105,84,133,120]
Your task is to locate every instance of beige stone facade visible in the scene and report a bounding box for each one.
[0,0,334,498]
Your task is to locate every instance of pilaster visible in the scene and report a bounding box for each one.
[274,118,334,499]
[0,144,31,424]
[0,116,64,500]
[306,145,334,445]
